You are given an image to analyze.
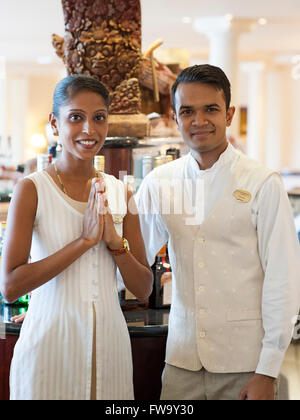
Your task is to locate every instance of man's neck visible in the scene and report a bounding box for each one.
[191,142,229,170]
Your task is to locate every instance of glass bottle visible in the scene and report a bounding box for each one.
[94,155,105,173]
[123,175,136,193]
[37,153,52,171]
[149,244,172,309]
[153,155,163,168]
[142,156,152,178]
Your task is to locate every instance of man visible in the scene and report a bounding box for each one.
[135,64,300,400]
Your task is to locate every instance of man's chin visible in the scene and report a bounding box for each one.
[186,141,212,153]
[184,137,227,154]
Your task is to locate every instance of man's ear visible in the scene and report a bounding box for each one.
[49,112,59,136]
[226,106,235,127]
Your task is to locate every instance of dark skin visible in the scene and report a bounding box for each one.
[1,89,153,307]
[174,81,276,400]
[174,82,235,170]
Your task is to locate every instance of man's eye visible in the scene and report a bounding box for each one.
[207,107,218,112]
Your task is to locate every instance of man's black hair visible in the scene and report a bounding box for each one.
[172,64,231,111]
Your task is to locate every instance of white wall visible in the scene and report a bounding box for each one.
[6,71,61,165]
[240,62,300,171]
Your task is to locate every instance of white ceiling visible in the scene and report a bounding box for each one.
[1,0,300,69]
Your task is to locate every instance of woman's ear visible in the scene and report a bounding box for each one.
[49,112,59,136]
[172,110,178,126]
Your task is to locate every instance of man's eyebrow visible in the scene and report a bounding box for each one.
[205,103,221,108]
[179,103,221,110]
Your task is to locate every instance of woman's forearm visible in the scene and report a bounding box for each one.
[1,237,92,303]
[113,252,153,301]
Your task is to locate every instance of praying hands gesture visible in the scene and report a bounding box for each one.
[81,176,123,252]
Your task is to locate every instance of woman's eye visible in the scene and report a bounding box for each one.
[180,109,192,116]
[95,114,107,121]
[69,114,82,121]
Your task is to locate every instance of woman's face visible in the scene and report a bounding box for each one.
[50,89,108,161]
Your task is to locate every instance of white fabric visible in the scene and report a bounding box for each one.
[10,171,133,400]
[135,143,300,378]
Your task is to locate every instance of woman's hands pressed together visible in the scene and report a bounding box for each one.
[81,177,123,251]
[80,178,104,247]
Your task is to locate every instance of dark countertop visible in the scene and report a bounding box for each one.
[0,301,169,338]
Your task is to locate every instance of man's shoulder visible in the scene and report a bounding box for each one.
[149,154,189,180]
[236,150,275,174]
[234,151,281,194]
[136,154,189,199]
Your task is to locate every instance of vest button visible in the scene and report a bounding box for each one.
[198,237,205,244]
[199,331,206,338]
[198,262,205,268]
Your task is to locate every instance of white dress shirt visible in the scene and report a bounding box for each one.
[135,143,300,377]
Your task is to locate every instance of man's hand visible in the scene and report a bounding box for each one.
[239,373,276,400]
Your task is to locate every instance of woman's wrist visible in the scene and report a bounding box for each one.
[106,235,123,251]
[77,236,97,251]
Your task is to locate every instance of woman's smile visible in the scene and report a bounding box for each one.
[76,139,99,149]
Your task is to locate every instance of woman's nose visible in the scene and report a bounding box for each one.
[82,119,96,135]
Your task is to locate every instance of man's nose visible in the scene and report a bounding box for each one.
[192,111,208,126]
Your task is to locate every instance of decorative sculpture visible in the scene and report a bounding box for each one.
[52,0,143,116]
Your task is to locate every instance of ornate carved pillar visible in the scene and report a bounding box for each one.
[52,0,149,137]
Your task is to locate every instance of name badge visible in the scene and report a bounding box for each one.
[233,189,252,203]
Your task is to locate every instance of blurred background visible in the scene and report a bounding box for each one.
[0,0,300,167]
[0,0,300,194]
[0,1,300,400]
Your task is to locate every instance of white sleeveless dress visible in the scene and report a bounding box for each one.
[9,171,134,400]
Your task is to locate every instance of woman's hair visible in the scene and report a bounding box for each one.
[172,64,231,111]
[52,74,110,117]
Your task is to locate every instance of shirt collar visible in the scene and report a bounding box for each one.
[188,142,237,175]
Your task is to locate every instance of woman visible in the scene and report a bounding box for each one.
[0,74,153,400]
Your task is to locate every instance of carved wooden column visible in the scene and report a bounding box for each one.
[52,0,149,137]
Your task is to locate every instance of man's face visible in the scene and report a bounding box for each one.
[174,82,235,154]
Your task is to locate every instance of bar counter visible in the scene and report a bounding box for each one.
[0,301,169,400]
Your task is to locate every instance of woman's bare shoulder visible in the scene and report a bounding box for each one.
[9,177,38,214]
[13,177,38,197]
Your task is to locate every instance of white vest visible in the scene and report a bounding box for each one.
[158,152,276,373]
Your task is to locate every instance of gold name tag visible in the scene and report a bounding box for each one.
[233,189,252,203]
[112,215,123,224]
